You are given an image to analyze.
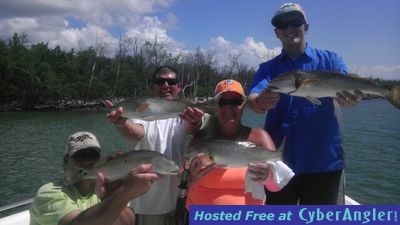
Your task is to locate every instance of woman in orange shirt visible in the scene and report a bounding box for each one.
[184,79,276,209]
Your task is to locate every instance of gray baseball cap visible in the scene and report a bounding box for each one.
[65,131,101,157]
[271,3,307,26]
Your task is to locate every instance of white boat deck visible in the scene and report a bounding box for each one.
[0,210,29,225]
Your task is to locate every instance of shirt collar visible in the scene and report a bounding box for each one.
[278,43,312,62]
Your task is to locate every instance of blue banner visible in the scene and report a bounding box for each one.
[189,205,399,225]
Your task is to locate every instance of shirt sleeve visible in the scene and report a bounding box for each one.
[30,185,81,225]
[330,52,349,74]
[249,63,272,94]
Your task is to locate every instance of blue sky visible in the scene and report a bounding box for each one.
[0,0,399,79]
[168,0,400,67]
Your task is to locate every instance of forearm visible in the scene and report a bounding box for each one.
[115,119,144,141]
[111,207,135,225]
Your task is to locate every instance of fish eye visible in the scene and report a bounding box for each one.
[78,169,87,176]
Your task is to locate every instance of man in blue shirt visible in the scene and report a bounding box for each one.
[248,3,362,204]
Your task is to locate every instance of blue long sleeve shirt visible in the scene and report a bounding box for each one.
[250,44,349,174]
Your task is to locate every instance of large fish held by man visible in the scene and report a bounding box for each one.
[185,140,283,167]
[78,150,179,181]
[266,70,400,109]
[111,97,217,121]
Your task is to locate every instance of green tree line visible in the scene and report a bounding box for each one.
[0,33,256,111]
[1,33,398,111]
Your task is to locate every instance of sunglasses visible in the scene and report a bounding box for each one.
[275,20,305,30]
[71,149,100,162]
[153,78,180,86]
[218,98,244,107]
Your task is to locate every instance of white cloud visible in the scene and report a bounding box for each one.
[54,25,117,53]
[0,0,398,81]
[0,17,39,33]
[210,36,280,69]
[0,0,178,55]
[0,0,175,44]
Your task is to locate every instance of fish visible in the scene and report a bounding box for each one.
[78,150,179,181]
[184,139,283,168]
[266,70,400,109]
[112,97,217,120]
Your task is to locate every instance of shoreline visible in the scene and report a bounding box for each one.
[0,100,106,112]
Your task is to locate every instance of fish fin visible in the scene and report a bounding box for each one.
[387,85,400,110]
[277,137,286,152]
[93,158,107,168]
[179,97,195,105]
[300,79,320,87]
[347,73,360,78]
[266,85,280,92]
[305,96,321,105]
[137,102,150,113]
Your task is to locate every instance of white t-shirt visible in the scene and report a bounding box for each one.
[128,117,191,214]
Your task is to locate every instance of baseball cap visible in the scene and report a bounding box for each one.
[214,79,245,98]
[271,3,307,26]
[65,131,101,157]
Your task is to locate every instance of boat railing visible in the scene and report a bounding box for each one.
[0,198,33,217]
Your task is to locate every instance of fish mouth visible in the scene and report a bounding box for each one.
[162,169,179,175]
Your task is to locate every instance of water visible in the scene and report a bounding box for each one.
[242,100,400,205]
[0,99,399,215]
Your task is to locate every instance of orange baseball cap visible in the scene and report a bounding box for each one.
[214,79,245,97]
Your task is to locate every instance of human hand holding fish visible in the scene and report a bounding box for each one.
[179,106,204,125]
[247,162,270,182]
[179,107,204,134]
[187,153,216,186]
[104,99,146,141]
[252,90,280,112]
[336,90,364,107]
[104,100,127,127]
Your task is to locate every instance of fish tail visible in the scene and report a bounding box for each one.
[386,85,400,110]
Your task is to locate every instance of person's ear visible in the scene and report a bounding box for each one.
[274,28,279,38]
[304,23,309,32]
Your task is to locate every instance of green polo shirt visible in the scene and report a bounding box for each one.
[30,181,100,225]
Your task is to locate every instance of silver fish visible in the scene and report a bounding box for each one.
[184,140,282,167]
[266,70,400,109]
[113,97,217,120]
[78,150,179,181]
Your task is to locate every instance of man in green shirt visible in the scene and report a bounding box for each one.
[30,131,159,225]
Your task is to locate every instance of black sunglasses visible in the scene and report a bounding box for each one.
[275,20,305,30]
[218,98,244,107]
[153,78,180,86]
[71,149,100,162]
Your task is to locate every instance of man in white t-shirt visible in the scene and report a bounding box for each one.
[104,66,203,225]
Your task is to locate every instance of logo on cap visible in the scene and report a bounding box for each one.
[215,79,245,97]
[70,133,93,143]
